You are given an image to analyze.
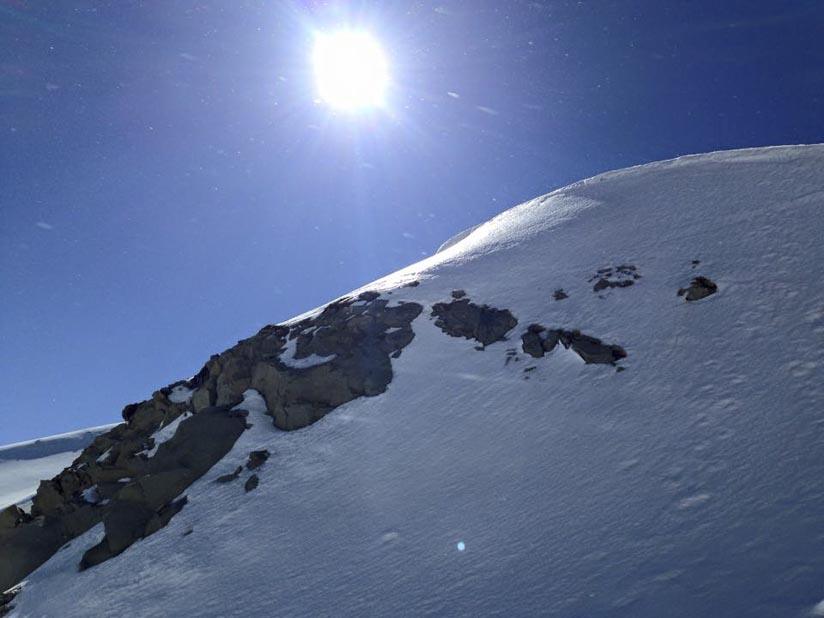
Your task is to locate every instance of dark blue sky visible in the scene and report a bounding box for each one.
[2,0,823,442]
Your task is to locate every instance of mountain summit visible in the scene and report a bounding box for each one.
[3,145,824,617]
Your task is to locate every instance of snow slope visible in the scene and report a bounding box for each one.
[9,145,824,617]
[0,426,115,509]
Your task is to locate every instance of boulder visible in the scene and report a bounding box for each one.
[678,276,718,301]
[246,450,270,470]
[431,298,518,347]
[244,475,259,493]
[521,326,626,365]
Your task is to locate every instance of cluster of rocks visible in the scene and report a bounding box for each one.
[522,325,627,366]
[431,294,518,348]
[0,381,196,593]
[215,449,270,494]
[79,406,248,570]
[1,290,423,593]
[1,267,718,594]
[589,264,641,292]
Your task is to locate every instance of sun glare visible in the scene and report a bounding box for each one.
[313,30,389,111]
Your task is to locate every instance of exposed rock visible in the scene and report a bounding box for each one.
[246,450,270,470]
[678,276,718,301]
[563,331,627,365]
[0,290,422,591]
[553,289,568,301]
[244,475,259,493]
[451,289,467,299]
[78,407,246,570]
[431,298,518,347]
[215,466,243,484]
[521,325,626,366]
[80,497,187,571]
[252,295,422,430]
[589,264,641,293]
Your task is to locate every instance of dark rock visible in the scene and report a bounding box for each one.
[246,450,270,470]
[80,497,187,571]
[562,330,627,365]
[691,259,701,268]
[215,466,243,484]
[589,264,641,292]
[358,290,380,301]
[678,276,718,301]
[77,407,246,572]
[244,475,259,492]
[403,280,420,287]
[522,326,626,365]
[431,298,518,347]
[553,289,568,301]
[521,325,545,358]
[451,289,467,299]
[521,324,561,358]
[0,505,26,530]
[252,296,422,430]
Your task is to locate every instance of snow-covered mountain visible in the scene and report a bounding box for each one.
[2,145,824,617]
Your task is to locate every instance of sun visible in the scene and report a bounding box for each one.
[312,30,389,111]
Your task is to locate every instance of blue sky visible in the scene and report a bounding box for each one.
[2,0,823,442]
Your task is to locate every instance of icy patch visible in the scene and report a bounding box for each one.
[96,448,112,463]
[168,385,194,404]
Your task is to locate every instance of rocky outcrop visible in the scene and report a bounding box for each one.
[0,290,421,592]
[0,385,194,592]
[553,289,568,301]
[678,276,718,301]
[431,298,518,347]
[250,293,422,430]
[522,325,627,366]
[589,264,641,292]
[79,406,247,569]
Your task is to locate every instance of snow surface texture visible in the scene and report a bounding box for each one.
[0,426,114,509]
[8,145,824,617]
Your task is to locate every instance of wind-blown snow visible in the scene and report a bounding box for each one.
[9,145,824,617]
